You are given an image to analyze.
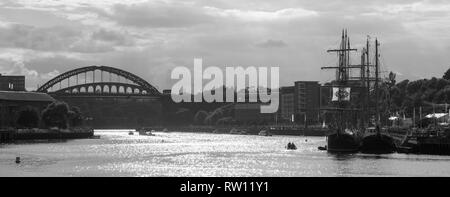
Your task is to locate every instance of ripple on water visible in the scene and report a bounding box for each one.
[1,130,450,176]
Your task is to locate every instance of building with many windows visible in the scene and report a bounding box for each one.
[276,81,321,125]
[294,81,320,125]
[279,86,295,122]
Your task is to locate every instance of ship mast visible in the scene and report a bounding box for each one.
[321,29,357,135]
[375,38,380,134]
[365,37,371,128]
[360,47,366,128]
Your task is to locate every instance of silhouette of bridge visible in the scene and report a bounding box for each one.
[37,66,161,96]
[37,66,164,128]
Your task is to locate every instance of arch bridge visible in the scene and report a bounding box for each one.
[37,66,161,96]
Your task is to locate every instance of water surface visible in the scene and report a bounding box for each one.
[1,130,449,176]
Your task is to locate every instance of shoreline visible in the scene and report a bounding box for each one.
[1,128,94,143]
[98,126,328,137]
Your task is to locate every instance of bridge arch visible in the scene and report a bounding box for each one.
[37,65,161,96]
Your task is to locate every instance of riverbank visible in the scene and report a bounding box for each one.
[132,125,328,136]
[388,127,450,155]
[0,128,94,143]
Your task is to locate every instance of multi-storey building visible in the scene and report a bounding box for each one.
[294,81,320,125]
[279,86,295,122]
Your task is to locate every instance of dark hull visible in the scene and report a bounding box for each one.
[327,133,359,153]
[360,134,396,154]
[415,137,450,155]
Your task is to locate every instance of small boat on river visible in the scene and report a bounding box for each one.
[258,130,272,136]
[137,128,156,136]
[286,142,297,150]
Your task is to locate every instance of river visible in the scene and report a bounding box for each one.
[1,130,450,176]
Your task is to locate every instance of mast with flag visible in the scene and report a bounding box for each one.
[320,29,361,153]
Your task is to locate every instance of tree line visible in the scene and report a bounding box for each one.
[16,101,83,129]
[378,68,450,118]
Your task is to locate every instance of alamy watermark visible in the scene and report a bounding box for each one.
[170,58,279,113]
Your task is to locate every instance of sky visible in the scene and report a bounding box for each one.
[0,0,449,91]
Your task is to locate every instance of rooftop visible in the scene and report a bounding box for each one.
[0,91,55,102]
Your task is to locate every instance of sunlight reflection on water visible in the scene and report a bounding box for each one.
[1,130,450,177]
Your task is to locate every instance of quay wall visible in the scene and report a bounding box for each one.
[0,128,94,142]
[134,125,328,136]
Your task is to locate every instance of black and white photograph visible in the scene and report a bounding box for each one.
[1,0,450,191]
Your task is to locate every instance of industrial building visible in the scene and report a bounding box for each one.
[0,91,55,128]
[0,74,25,91]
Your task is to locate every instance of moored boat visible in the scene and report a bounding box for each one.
[327,132,360,153]
[321,29,361,153]
[398,127,450,155]
[137,128,156,136]
[360,127,396,154]
[358,39,396,154]
[229,128,247,135]
[258,129,272,136]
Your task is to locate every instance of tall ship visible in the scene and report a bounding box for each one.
[321,30,361,153]
[359,38,397,154]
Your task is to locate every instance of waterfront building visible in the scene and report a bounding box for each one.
[0,74,25,91]
[0,91,55,128]
[279,86,295,122]
[294,81,320,125]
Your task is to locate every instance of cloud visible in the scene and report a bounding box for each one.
[91,29,133,45]
[0,58,60,90]
[108,2,214,28]
[0,0,449,90]
[103,2,318,29]
[205,7,318,22]
[0,23,80,51]
[0,22,137,53]
[69,39,116,53]
[256,39,287,48]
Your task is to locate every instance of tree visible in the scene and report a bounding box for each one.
[174,108,191,124]
[384,71,397,115]
[204,108,224,125]
[193,110,209,125]
[387,71,396,88]
[68,106,83,127]
[443,67,450,80]
[216,117,234,125]
[16,107,40,128]
[41,101,70,129]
